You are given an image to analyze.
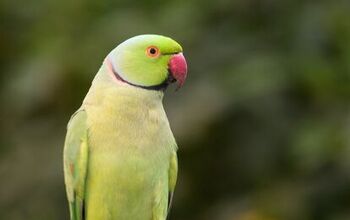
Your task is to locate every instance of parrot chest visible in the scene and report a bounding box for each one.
[84,97,175,219]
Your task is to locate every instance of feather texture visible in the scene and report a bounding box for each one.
[63,65,178,220]
[63,34,183,220]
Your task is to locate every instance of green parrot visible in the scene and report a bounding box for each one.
[63,34,187,220]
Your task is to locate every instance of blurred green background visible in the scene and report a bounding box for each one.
[1,0,350,219]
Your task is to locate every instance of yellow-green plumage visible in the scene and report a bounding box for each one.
[63,35,183,220]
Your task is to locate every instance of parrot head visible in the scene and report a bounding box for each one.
[105,35,187,90]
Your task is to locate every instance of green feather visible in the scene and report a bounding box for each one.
[109,34,182,87]
[63,35,182,220]
[63,109,89,220]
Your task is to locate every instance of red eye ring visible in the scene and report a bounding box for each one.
[146,46,160,58]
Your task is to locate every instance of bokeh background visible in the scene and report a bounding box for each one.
[1,0,350,219]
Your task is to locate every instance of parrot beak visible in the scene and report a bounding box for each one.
[168,53,187,89]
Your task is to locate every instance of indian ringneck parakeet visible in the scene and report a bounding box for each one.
[63,35,187,220]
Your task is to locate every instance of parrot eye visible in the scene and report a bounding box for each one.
[146,46,160,58]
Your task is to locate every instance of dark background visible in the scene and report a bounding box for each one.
[1,0,350,219]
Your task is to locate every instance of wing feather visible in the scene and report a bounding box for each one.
[63,109,89,220]
[167,151,178,219]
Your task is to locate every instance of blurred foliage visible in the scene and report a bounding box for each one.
[1,0,350,219]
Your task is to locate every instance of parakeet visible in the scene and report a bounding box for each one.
[63,34,187,220]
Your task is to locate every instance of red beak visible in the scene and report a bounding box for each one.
[168,53,187,88]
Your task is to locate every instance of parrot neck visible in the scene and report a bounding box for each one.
[82,64,164,108]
